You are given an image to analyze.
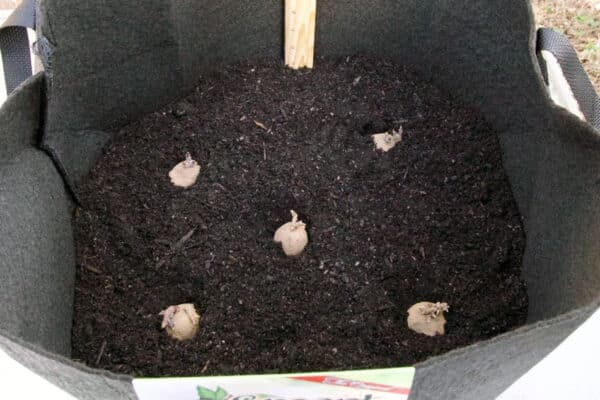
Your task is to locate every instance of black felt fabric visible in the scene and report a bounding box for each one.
[0,0,592,395]
[519,108,600,320]
[0,74,74,356]
[42,129,112,187]
[38,0,182,181]
[0,73,40,159]
[172,1,282,89]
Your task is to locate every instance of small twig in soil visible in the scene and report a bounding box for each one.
[182,243,202,252]
[228,255,243,267]
[212,182,230,193]
[201,360,210,373]
[380,274,399,282]
[156,228,197,268]
[83,265,102,274]
[297,180,315,196]
[253,120,268,130]
[95,340,107,365]
[211,182,242,203]
[263,142,267,161]
[403,166,410,181]
[198,200,228,214]
[174,228,196,250]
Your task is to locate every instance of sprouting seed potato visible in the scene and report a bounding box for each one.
[407,301,449,336]
[159,303,200,341]
[169,152,201,188]
[372,127,403,152]
[274,210,309,256]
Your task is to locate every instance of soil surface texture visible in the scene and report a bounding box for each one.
[72,55,528,377]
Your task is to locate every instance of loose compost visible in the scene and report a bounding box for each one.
[72,55,527,376]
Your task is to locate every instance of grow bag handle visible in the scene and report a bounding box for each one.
[0,0,35,95]
[537,27,600,131]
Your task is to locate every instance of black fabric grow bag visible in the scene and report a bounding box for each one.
[0,1,599,399]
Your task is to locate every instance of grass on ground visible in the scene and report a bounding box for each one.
[533,0,600,90]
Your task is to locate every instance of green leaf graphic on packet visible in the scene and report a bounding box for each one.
[197,386,229,400]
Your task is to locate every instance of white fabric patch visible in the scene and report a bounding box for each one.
[541,49,586,121]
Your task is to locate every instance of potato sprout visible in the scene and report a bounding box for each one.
[159,303,200,341]
[169,152,201,188]
[274,210,309,256]
[372,127,403,152]
[407,301,449,336]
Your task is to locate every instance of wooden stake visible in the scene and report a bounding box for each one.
[285,0,316,69]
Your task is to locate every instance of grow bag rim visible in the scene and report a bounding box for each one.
[414,296,600,369]
[2,298,598,380]
[0,326,133,383]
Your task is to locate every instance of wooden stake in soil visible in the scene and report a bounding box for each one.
[95,340,107,365]
[285,0,317,69]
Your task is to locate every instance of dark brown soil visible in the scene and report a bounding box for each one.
[71,55,527,377]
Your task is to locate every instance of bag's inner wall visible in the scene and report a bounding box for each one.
[29,0,600,348]
[0,74,74,355]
